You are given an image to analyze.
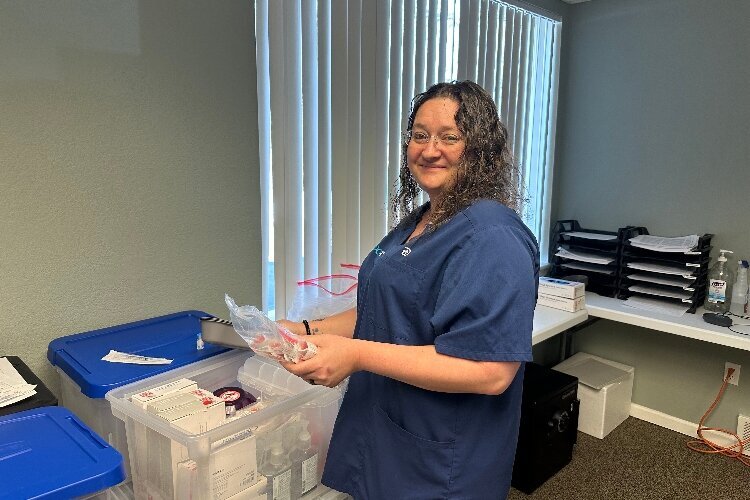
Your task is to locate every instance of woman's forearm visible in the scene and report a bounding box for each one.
[307,307,357,338]
[279,307,357,339]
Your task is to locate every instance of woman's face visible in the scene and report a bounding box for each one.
[407,97,465,201]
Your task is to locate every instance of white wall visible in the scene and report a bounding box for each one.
[0,1,262,395]
[552,0,750,430]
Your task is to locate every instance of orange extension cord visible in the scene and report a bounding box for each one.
[686,368,750,467]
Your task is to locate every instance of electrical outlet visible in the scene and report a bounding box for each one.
[725,362,741,385]
[738,415,750,457]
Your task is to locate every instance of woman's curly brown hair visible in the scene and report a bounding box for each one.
[392,80,525,229]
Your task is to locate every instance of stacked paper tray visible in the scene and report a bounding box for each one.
[618,232,713,314]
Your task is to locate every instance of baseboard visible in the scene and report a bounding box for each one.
[630,403,738,448]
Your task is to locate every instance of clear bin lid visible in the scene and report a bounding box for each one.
[47,310,229,398]
[0,406,125,498]
[555,358,630,389]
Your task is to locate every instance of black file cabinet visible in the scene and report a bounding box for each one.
[512,362,579,494]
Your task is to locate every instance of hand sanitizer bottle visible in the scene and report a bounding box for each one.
[262,435,292,500]
[705,249,734,313]
[730,260,749,316]
[290,419,319,499]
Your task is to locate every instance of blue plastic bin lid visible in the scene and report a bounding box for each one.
[0,406,125,499]
[47,310,230,398]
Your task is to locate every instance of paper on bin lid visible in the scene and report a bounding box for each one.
[554,358,630,389]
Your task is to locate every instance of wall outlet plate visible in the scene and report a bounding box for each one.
[725,362,741,385]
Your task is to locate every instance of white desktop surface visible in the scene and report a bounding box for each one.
[585,292,750,351]
[532,304,588,345]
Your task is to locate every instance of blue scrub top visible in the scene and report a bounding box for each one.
[322,200,539,500]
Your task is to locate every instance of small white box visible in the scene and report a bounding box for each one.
[553,352,634,439]
[131,378,198,409]
[539,276,585,299]
[538,293,586,312]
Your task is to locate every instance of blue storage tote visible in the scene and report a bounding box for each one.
[0,406,125,499]
[47,310,229,477]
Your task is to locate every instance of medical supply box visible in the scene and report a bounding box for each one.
[106,350,346,500]
[539,276,586,299]
[0,355,58,416]
[553,352,634,439]
[0,406,125,498]
[47,310,230,477]
[537,293,586,312]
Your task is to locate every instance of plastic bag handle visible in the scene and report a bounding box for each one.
[296,274,358,296]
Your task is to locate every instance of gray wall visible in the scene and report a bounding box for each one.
[552,0,750,430]
[0,1,262,395]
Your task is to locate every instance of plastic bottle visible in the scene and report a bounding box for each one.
[730,260,749,316]
[290,419,319,499]
[262,435,292,500]
[704,249,734,313]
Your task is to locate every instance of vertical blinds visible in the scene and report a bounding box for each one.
[256,0,561,316]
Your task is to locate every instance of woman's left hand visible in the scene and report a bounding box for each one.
[280,334,361,388]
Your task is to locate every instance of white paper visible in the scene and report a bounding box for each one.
[561,262,615,275]
[621,296,690,317]
[628,234,699,253]
[102,350,173,365]
[555,247,615,265]
[561,231,618,241]
[0,358,37,407]
[628,285,693,300]
[626,273,696,289]
[626,261,697,278]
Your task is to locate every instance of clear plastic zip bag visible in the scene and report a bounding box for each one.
[225,294,317,363]
[286,264,360,322]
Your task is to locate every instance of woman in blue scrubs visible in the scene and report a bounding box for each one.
[280,81,539,499]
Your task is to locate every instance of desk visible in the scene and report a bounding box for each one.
[532,305,588,345]
[585,292,750,352]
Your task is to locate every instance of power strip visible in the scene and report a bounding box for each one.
[738,414,750,457]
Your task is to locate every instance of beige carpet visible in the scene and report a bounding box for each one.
[508,417,750,500]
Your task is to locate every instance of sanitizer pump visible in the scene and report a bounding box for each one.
[705,249,734,313]
[730,260,749,316]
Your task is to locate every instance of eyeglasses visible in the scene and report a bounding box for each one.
[404,130,463,147]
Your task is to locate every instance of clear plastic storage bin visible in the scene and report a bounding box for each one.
[106,350,346,500]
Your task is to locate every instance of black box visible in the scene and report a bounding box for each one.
[0,356,58,416]
[512,362,579,494]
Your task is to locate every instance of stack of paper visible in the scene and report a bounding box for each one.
[621,296,690,317]
[629,234,699,253]
[561,231,618,241]
[555,247,615,265]
[0,357,37,407]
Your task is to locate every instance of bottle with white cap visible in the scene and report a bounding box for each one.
[705,249,734,313]
[289,418,319,498]
[730,260,749,316]
[262,433,292,500]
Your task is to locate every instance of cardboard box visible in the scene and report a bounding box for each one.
[538,293,586,312]
[539,276,585,299]
[553,352,634,439]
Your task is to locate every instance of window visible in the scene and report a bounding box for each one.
[256,0,561,317]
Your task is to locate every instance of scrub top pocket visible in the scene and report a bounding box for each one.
[364,405,454,499]
[364,255,426,343]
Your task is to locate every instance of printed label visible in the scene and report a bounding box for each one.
[272,469,292,500]
[301,453,319,494]
[708,279,728,303]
